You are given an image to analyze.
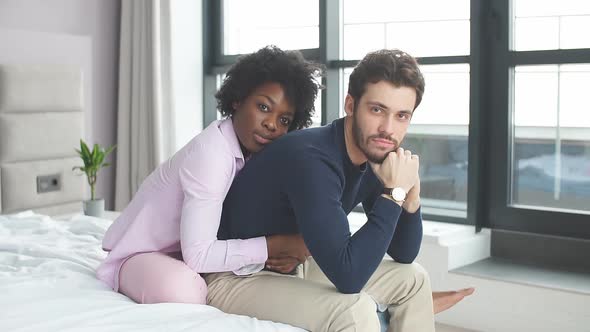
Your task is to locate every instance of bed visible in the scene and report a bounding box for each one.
[0,210,304,331]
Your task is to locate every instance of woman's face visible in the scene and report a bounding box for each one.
[232,82,295,155]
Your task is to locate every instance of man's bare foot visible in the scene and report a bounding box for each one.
[432,288,475,314]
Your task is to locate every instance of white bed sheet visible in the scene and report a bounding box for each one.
[0,211,305,332]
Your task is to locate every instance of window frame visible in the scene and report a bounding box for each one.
[486,0,590,239]
[203,0,590,239]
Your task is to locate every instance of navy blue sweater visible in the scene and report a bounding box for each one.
[219,118,423,294]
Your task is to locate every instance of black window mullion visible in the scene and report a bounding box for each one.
[510,49,590,66]
[495,207,590,239]
[202,74,219,126]
[468,0,489,232]
[214,49,322,69]
[415,56,470,65]
[329,55,470,69]
[202,0,222,127]
[487,0,515,233]
[215,0,224,65]
[320,0,341,124]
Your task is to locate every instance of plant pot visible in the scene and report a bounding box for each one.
[83,198,105,217]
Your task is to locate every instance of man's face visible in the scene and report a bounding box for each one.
[346,81,417,163]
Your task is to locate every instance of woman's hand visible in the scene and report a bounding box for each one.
[265,234,311,273]
[266,234,311,262]
[265,256,301,274]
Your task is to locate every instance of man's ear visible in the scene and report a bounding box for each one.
[232,101,240,110]
[344,94,355,117]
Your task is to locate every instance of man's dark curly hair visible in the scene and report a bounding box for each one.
[215,46,324,131]
[348,49,425,110]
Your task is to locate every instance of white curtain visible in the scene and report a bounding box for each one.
[115,0,175,210]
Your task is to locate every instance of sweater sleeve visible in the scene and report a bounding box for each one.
[362,186,423,263]
[386,208,422,263]
[284,152,404,294]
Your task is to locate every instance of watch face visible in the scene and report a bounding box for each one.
[392,187,406,201]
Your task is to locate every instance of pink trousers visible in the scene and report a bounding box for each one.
[118,252,208,304]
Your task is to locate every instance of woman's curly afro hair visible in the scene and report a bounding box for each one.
[215,45,324,131]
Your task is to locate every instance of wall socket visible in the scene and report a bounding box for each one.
[37,173,62,193]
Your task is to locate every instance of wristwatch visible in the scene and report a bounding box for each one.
[383,187,406,203]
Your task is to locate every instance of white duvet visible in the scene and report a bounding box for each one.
[0,211,304,332]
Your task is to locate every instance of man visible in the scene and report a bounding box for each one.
[205,49,460,332]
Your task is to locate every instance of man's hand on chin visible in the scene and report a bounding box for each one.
[402,175,421,213]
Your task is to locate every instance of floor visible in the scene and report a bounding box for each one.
[436,323,478,332]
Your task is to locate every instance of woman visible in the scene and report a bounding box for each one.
[97,46,322,304]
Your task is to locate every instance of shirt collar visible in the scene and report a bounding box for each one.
[219,117,245,160]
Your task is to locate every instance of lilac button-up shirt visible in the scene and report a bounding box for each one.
[96,118,268,290]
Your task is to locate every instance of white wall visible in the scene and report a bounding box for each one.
[0,0,121,209]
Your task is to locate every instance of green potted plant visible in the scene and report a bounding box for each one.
[73,139,116,217]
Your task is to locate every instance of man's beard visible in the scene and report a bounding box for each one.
[351,108,399,164]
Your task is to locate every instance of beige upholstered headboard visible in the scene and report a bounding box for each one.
[0,64,86,215]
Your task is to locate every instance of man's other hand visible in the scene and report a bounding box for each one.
[370,147,419,193]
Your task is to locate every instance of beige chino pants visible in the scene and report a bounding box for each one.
[204,257,435,332]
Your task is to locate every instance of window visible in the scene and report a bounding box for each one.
[512,65,590,213]
[486,0,590,238]
[342,0,470,58]
[508,1,590,214]
[513,0,590,51]
[222,0,319,55]
[204,0,590,239]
